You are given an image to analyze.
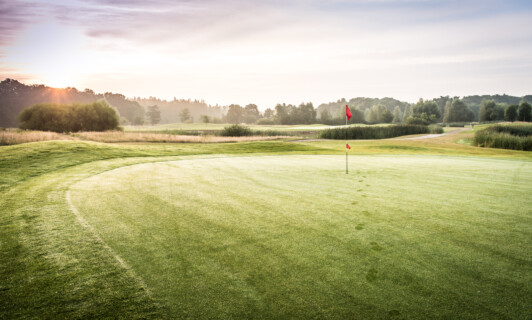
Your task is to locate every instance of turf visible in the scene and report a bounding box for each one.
[68,155,532,319]
[1,137,531,319]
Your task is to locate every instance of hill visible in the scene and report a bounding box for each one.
[0,79,145,128]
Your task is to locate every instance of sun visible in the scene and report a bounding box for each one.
[44,73,77,88]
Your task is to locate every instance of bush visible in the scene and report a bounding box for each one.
[18,101,119,132]
[473,124,532,151]
[219,124,253,137]
[319,125,432,140]
[428,125,444,134]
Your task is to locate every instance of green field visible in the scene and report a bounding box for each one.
[1,132,531,318]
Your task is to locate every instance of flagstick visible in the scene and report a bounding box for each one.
[346,113,348,174]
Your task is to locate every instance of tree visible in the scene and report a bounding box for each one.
[402,104,412,123]
[320,109,331,122]
[367,105,380,124]
[517,102,531,122]
[479,100,504,122]
[392,106,402,123]
[381,109,393,123]
[295,102,316,124]
[443,99,474,123]
[412,99,440,122]
[200,115,210,123]
[146,105,161,125]
[504,105,518,122]
[243,104,260,124]
[226,104,243,124]
[179,108,192,123]
[274,103,290,124]
[263,108,274,119]
[404,99,440,125]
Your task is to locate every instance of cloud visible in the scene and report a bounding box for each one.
[0,1,39,46]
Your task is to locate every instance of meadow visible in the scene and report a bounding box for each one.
[1,126,531,319]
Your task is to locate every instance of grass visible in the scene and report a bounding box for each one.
[319,125,442,140]
[68,155,532,318]
[1,133,531,318]
[474,124,532,151]
[72,131,293,143]
[0,129,70,145]
[124,123,341,132]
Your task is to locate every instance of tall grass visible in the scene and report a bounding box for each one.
[319,125,441,140]
[72,131,291,143]
[474,124,532,151]
[0,130,67,146]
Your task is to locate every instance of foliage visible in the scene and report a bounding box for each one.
[474,124,532,151]
[517,102,532,122]
[274,103,317,125]
[392,106,402,123]
[381,109,393,123]
[479,100,505,122]
[226,104,244,124]
[443,99,474,123]
[504,105,518,122]
[219,124,253,136]
[199,115,210,123]
[18,101,120,132]
[411,99,440,124]
[428,124,444,134]
[103,93,145,123]
[145,105,161,125]
[179,108,192,123]
[319,124,433,140]
[243,104,260,124]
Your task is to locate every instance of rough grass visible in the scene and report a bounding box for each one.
[319,125,442,140]
[474,124,532,151]
[73,131,293,143]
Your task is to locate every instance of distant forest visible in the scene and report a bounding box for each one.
[1,78,531,128]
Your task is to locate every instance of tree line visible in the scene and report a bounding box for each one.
[197,98,532,126]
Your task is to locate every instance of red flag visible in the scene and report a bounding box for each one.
[346,143,351,149]
[346,105,352,120]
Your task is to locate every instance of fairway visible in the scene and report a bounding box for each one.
[68,155,532,319]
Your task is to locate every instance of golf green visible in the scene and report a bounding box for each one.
[69,155,532,319]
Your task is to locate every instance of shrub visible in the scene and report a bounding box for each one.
[219,124,253,137]
[18,101,119,132]
[473,124,532,151]
[319,125,432,140]
[428,125,444,134]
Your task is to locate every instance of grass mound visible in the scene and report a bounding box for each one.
[474,124,532,151]
[319,125,442,140]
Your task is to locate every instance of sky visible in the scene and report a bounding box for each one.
[1,0,531,109]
